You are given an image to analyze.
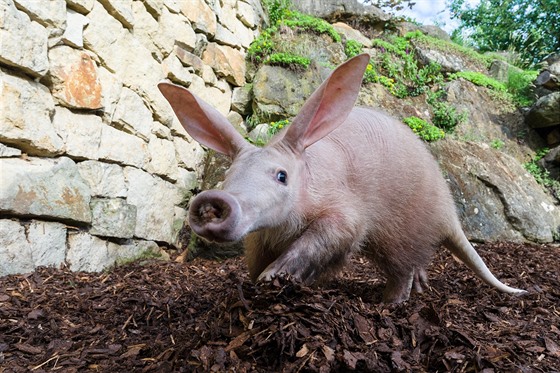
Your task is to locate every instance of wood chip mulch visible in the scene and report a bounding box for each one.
[1,242,559,372]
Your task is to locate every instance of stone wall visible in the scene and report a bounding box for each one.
[0,0,266,275]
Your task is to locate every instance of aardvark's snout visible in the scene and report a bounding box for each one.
[188,190,242,242]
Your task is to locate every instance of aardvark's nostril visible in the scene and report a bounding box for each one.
[188,190,242,243]
[198,201,230,223]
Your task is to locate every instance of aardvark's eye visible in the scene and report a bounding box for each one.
[276,170,288,185]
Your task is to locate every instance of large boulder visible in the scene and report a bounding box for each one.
[432,140,559,243]
[525,92,560,129]
[413,40,486,74]
[526,55,560,145]
[534,54,560,92]
[538,145,560,181]
[443,79,545,162]
[292,0,390,31]
[489,59,523,84]
[252,64,326,121]
[397,22,451,42]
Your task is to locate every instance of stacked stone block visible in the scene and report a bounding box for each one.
[0,0,265,275]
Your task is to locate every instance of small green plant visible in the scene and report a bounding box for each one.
[403,30,424,41]
[491,139,505,149]
[247,27,277,63]
[449,69,538,108]
[345,39,363,58]
[369,33,444,98]
[268,119,290,136]
[449,71,507,92]
[431,101,468,132]
[524,148,558,189]
[506,68,538,107]
[283,12,341,42]
[412,62,443,95]
[245,113,261,131]
[403,116,445,142]
[363,63,398,93]
[427,91,468,132]
[372,38,402,55]
[247,8,341,66]
[246,119,290,147]
[263,0,292,26]
[266,52,311,69]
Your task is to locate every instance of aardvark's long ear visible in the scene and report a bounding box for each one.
[281,54,369,152]
[158,82,249,158]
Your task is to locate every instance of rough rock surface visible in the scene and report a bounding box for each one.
[0,157,92,224]
[0,220,66,275]
[0,0,49,76]
[292,0,390,27]
[526,91,560,129]
[413,40,485,73]
[433,140,559,243]
[0,0,266,275]
[526,55,559,146]
[539,145,560,180]
[0,71,62,156]
[252,65,326,120]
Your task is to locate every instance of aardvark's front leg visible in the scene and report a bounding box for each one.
[257,215,363,284]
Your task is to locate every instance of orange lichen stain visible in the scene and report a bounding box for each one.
[64,53,102,109]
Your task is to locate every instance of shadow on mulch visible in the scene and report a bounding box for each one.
[1,242,559,372]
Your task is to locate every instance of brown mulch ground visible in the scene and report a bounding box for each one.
[1,242,559,372]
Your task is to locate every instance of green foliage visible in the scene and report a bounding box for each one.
[263,0,292,26]
[267,53,311,69]
[268,119,290,136]
[506,69,538,107]
[427,91,468,132]
[248,4,340,67]
[449,69,538,107]
[367,33,474,133]
[413,62,444,94]
[345,39,363,58]
[245,113,260,131]
[431,101,468,132]
[369,33,444,98]
[247,27,277,63]
[363,63,398,94]
[490,139,505,149]
[524,148,560,196]
[448,0,560,67]
[371,39,402,55]
[449,71,507,92]
[282,12,341,42]
[403,116,445,142]
[402,30,424,42]
[246,119,290,147]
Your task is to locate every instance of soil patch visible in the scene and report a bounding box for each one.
[1,242,559,372]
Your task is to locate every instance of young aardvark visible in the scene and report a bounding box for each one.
[158,54,526,303]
